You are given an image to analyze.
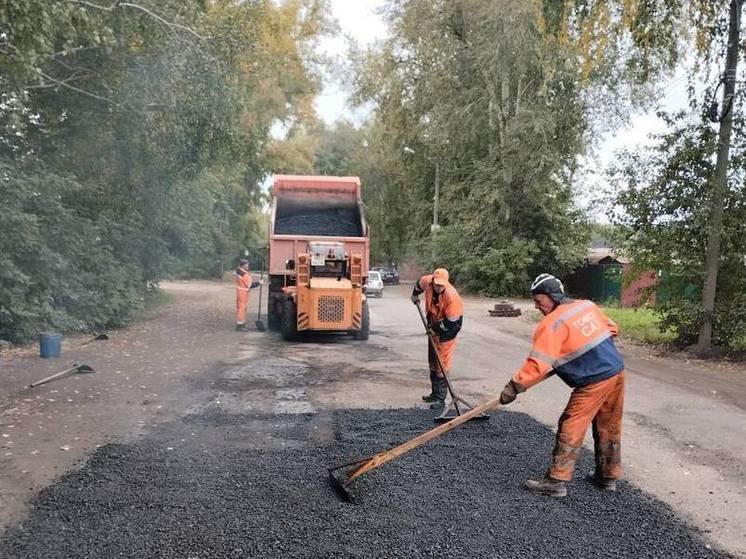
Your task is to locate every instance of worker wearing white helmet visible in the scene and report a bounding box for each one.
[499,273,626,497]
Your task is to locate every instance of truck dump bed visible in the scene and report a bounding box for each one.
[274,196,363,237]
[269,175,369,277]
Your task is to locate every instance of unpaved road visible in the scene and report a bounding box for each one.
[0,280,744,557]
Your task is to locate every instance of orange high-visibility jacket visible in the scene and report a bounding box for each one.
[235,268,252,293]
[513,299,623,389]
[413,274,464,341]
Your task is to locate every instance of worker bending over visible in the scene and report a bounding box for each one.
[411,268,464,408]
[234,259,260,331]
[499,273,625,498]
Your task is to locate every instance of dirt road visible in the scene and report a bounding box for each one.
[1,280,744,557]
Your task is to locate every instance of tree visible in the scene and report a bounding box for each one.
[347,0,596,293]
[0,0,330,342]
[609,112,746,349]
[696,0,743,353]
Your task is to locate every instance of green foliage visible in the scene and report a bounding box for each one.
[433,229,540,296]
[332,0,732,301]
[0,0,329,342]
[609,113,746,348]
[340,0,596,290]
[0,161,143,342]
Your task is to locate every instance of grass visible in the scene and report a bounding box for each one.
[600,306,676,345]
[529,304,675,345]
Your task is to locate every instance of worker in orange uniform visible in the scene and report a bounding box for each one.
[499,273,625,497]
[411,268,464,408]
[234,259,260,331]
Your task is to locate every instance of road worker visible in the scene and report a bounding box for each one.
[499,273,625,497]
[234,259,260,331]
[411,268,464,408]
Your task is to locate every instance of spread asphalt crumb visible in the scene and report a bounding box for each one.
[1,408,732,559]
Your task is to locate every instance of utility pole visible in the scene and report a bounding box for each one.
[431,162,440,232]
[696,0,743,353]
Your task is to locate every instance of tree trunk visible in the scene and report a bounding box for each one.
[696,0,743,354]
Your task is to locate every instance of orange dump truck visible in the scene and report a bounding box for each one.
[268,175,370,341]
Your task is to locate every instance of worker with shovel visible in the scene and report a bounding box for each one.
[411,268,464,408]
[234,259,260,331]
[499,273,625,498]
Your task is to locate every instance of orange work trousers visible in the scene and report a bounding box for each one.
[236,291,249,325]
[428,337,457,376]
[549,372,625,481]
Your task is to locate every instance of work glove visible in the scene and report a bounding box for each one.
[410,294,420,304]
[500,380,521,405]
[426,326,437,337]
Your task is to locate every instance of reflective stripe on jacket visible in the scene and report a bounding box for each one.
[513,299,623,389]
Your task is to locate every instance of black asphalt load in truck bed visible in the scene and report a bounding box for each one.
[1,409,732,559]
[274,207,362,237]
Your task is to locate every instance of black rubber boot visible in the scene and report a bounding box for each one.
[434,374,449,400]
[524,476,567,497]
[585,472,617,491]
[422,371,439,402]
[429,375,448,409]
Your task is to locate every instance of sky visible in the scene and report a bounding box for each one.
[314,0,388,126]
[315,1,696,219]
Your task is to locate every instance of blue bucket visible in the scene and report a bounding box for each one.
[39,332,62,358]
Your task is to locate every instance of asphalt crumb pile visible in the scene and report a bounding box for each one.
[1,409,732,559]
[274,208,362,237]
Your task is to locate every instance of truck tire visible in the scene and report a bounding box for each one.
[268,297,281,330]
[281,299,299,341]
[354,300,370,341]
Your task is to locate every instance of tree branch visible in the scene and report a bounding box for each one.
[26,70,94,90]
[67,0,204,40]
[37,71,118,105]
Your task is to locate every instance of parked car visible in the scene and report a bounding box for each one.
[374,266,400,285]
[365,270,384,297]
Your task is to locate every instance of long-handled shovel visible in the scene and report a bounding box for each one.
[255,263,266,332]
[413,301,489,423]
[29,363,95,388]
[328,394,503,503]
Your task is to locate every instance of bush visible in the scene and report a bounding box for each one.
[413,225,540,296]
[0,162,144,343]
[657,292,746,349]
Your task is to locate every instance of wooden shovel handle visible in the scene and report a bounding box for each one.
[348,395,503,482]
[29,365,80,388]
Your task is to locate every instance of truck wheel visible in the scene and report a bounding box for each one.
[281,299,299,341]
[354,300,370,341]
[268,297,281,330]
